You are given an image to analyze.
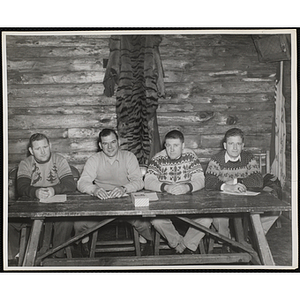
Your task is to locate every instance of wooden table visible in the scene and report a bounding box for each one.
[8,190,291,267]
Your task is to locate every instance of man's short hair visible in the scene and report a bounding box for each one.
[29,133,50,148]
[223,128,244,143]
[99,128,119,143]
[165,130,184,143]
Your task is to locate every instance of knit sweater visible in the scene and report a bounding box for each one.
[205,150,263,190]
[144,148,205,192]
[17,153,76,199]
[77,150,144,195]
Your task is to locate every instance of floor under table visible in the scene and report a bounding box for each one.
[92,214,293,266]
[265,215,292,266]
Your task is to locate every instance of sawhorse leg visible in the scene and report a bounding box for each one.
[36,217,116,265]
[250,213,275,266]
[38,221,53,255]
[22,219,44,266]
[177,216,261,265]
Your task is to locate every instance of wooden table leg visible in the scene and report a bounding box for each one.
[22,219,44,266]
[233,217,245,242]
[232,217,262,264]
[18,226,29,266]
[36,217,116,265]
[249,213,275,266]
[38,221,53,255]
[177,216,261,265]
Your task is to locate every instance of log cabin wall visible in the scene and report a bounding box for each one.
[7,34,112,173]
[7,33,289,184]
[157,34,278,169]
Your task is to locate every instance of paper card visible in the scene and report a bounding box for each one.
[221,191,261,196]
[40,194,67,203]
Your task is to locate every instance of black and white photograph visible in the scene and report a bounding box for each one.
[2,28,298,272]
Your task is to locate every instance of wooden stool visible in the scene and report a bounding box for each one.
[115,219,130,239]
[37,221,73,259]
[90,222,141,257]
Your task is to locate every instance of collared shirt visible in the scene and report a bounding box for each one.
[77,150,143,195]
[224,152,241,163]
[205,149,263,191]
[220,152,241,189]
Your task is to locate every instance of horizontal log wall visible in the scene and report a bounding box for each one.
[157,34,279,171]
[6,33,282,174]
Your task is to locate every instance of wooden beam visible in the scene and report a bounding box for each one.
[8,95,116,108]
[23,219,44,266]
[249,214,275,266]
[177,216,261,265]
[41,253,252,267]
[36,218,116,265]
[8,114,116,130]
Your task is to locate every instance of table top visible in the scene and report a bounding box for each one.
[8,189,291,219]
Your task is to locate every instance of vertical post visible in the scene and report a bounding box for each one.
[23,219,44,266]
[249,214,275,265]
[266,150,270,173]
[133,228,141,256]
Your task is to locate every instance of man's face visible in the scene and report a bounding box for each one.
[29,138,51,163]
[223,135,244,159]
[99,133,119,158]
[165,138,184,160]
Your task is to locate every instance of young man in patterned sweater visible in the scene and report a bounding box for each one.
[205,127,276,236]
[145,130,212,254]
[8,133,76,264]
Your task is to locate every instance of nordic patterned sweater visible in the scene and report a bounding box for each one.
[17,153,76,199]
[144,148,205,192]
[205,150,263,190]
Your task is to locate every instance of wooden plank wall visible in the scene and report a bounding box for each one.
[6,33,281,174]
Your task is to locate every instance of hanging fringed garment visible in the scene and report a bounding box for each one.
[270,61,286,187]
[103,35,165,165]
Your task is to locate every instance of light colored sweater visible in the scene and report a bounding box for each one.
[77,150,144,195]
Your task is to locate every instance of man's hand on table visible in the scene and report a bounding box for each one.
[109,186,126,198]
[93,186,126,199]
[93,187,110,199]
[223,183,247,193]
[36,187,55,200]
[165,183,190,195]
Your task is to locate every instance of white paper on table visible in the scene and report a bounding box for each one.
[106,191,129,198]
[221,190,260,196]
[40,194,67,203]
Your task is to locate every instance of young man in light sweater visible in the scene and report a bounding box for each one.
[144,130,212,254]
[74,128,153,256]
